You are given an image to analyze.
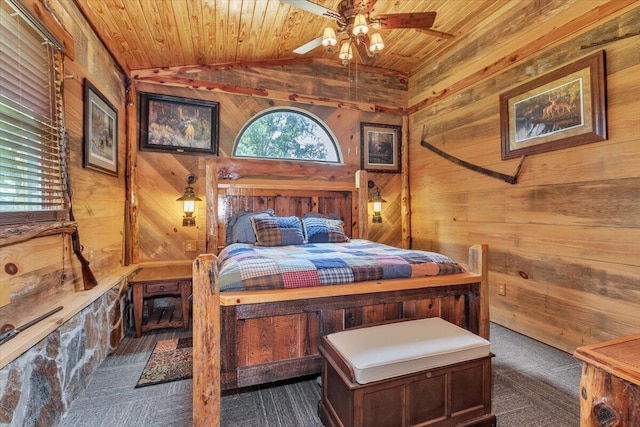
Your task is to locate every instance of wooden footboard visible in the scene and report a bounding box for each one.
[192,244,488,427]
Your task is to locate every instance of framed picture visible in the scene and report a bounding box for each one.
[83,79,118,176]
[500,50,606,160]
[139,92,219,155]
[361,122,401,173]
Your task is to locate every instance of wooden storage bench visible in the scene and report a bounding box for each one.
[318,317,496,427]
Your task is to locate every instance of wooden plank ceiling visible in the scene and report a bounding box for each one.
[74,0,512,77]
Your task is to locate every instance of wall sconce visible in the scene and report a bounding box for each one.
[177,173,202,226]
[368,180,386,224]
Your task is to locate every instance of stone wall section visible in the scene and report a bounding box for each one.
[0,281,129,427]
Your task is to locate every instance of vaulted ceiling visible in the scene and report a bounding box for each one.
[74,0,516,77]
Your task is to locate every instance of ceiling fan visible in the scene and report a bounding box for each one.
[281,0,454,65]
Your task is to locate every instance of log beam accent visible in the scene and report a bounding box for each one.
[401,116,411,249]
[132,58,314,77]
[213,158,358,182]
[0,221,76,248]
[408,0,637,114]
[192,255,220,427]
[132,58,408,80]
[134,75,406,115]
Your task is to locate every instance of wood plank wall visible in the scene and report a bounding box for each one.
[0,2,127,334]
[134,79,403,262]
[407,1,640,353]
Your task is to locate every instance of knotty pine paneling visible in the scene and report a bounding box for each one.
[0,1,126,332]
[134,81,402,261]
[408,4,640,353]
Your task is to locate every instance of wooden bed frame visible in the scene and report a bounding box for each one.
[191,169,489,426]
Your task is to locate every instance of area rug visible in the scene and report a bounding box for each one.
[135,337,192,388]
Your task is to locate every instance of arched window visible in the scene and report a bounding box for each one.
[233,108,342,163]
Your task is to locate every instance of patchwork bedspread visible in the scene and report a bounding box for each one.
[217,239,465,292]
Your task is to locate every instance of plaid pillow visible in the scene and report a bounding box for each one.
[226,209,275,245]
[251,216,305,246]
[302,217,350,243]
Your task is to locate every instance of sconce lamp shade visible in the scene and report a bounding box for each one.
[368,188,386,223]
[177,175,202,226]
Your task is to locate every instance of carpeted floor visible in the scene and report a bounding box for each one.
[59,323,582,427]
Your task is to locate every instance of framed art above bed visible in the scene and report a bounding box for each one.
[138,92,219,156]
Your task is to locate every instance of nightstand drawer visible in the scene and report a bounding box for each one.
[145,282,180,295]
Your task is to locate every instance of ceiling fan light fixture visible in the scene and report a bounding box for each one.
[322,27,337,50]
[352,13,369,36]
[369,32,384,54]
[338,41,353,65]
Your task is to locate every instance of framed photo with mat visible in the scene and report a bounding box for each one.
[83,79,118,176]
[361,122,401,173]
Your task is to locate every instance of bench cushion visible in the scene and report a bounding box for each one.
[325,317,490,384]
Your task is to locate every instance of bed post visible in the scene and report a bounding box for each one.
[355,170,368,239]
[193,254,220,427]
[469,244,490,340]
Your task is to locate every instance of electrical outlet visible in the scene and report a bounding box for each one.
[185,240,197,252]
[497,283,506,296]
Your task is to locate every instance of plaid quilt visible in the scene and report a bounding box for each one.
[217,239,465,292]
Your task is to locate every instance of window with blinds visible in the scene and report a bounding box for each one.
[0,0,66,226]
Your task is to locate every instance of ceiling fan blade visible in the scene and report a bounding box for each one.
[280,0,343,21]
[293,35,323,54]
[375,12,436,29]
[417,28,456,39]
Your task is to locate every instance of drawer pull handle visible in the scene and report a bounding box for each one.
[160,286,165,290]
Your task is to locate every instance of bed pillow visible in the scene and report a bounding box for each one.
[302,217,350,243]
[226,209,275,245]
[251,216,305,246]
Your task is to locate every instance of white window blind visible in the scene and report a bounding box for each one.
[0,0,66,226]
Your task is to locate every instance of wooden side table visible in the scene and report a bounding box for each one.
[574,334,640,426]
[130,263,193,338]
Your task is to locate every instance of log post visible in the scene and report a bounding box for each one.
[469,244,489,340]
[355,170,368,239]
[401,115,411,249]
[192,254,220,426]
[205,163,218,254]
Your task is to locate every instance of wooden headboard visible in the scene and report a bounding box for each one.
[204,166,369,253]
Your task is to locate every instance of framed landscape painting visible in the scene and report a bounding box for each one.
[83,79,118,176]
[139,93,219,155]
[499,50,606,159]
[360,122,401,173]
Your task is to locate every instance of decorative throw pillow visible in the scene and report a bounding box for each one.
[302,217,350,243]
[251,216,305,246]
[226,209,275,245]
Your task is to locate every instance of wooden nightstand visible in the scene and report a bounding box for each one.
[130,263,192,338]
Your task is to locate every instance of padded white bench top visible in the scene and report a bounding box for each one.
[325,317,490,384]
